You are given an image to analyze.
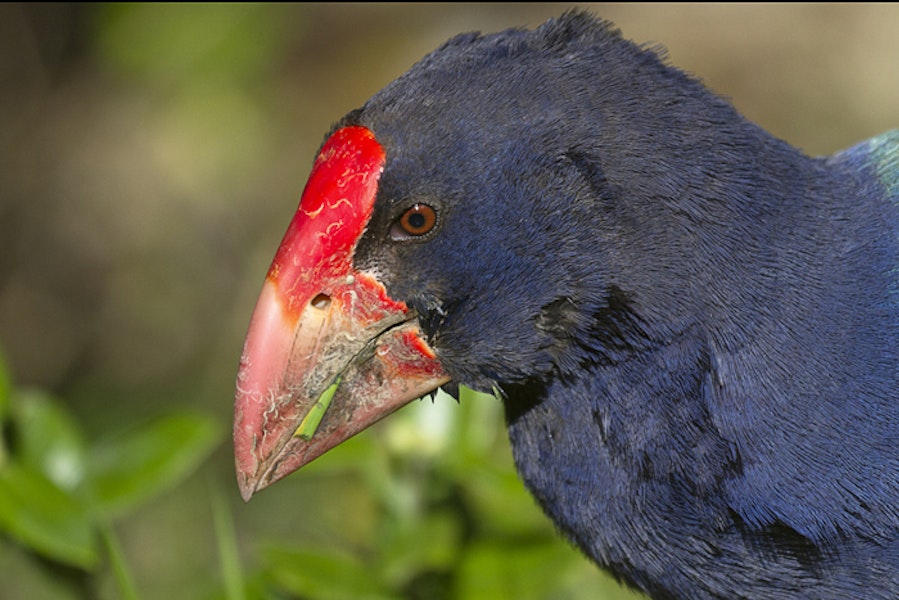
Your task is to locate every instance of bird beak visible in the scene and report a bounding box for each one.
[233,127,450,501]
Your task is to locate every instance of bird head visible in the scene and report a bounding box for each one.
[233,11,748,501]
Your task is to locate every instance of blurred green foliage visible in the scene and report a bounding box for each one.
[94,4,291,85]
[0,349,221,597]
[1,3,896,599]
[0,345,641,599]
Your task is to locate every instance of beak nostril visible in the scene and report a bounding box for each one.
[311,293,331,310]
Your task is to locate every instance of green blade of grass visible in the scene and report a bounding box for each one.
[99,519,139,600]
[294,377,341,440]
[211,478,246,600]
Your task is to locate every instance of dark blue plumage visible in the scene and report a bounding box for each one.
[254,11,899,598]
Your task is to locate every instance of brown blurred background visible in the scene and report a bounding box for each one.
[0,3,896,599]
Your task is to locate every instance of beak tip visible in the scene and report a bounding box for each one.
[237,472,259,502]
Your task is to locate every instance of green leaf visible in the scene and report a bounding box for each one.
[0,462,98,569]
[85,412,221,517]
[262,545,401,600]
[11,389,87,491]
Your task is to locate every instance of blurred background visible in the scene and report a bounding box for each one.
[0,3,896,599]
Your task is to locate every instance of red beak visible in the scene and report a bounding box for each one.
[233,127,450,501]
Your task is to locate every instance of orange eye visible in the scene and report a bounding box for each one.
[395,204,437,237]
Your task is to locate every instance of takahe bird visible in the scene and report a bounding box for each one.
[233,11,899,599]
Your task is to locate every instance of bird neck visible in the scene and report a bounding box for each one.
[503,322,740,596]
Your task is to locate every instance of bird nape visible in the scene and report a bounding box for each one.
[232,10,899,599]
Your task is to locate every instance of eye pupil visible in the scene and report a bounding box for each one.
[406,213,426,229]
[396,203,437,237]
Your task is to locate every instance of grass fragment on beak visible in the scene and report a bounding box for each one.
[294,376,342,440]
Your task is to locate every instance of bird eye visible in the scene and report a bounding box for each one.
[391,204,438,239]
